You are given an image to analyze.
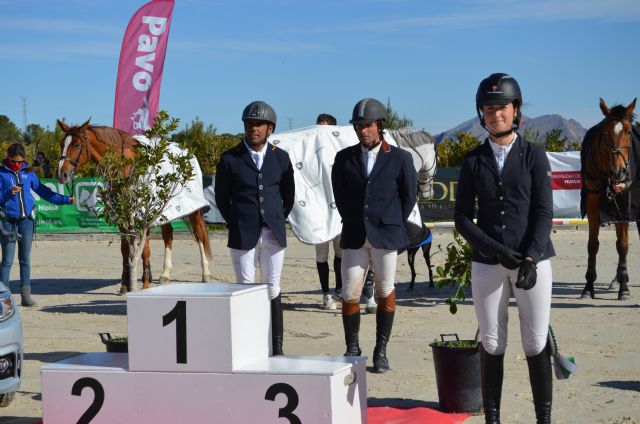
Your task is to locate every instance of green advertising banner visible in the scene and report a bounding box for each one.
[34,178,188,234]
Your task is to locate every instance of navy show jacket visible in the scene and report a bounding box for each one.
[215,141,295,250]
[454,134,555,264]
[331,140,417,250]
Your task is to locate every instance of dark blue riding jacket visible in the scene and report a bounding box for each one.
[454,134,555,264]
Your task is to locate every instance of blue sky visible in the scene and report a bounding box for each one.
[1,0,639,136]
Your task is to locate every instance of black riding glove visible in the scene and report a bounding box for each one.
[516,261,537,290]
[495,247,523,270]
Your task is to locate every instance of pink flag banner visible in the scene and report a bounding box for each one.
[113,0,175,134]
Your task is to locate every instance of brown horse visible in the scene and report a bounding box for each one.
[581,98,637,300]
[56,119,212,292]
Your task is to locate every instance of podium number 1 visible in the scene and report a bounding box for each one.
[163,300,187,364]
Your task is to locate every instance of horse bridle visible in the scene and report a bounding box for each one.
[59,130,92,194]
[585,116,633,201]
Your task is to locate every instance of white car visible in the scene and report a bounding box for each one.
[0,282,23,407]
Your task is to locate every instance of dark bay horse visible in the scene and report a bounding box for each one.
[57,119,212,293]
[581,98,637,300]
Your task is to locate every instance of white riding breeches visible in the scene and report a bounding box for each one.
[315,235,342,262]
[471,259,552,356]
[230,227,284,300]
[341,239,397,303]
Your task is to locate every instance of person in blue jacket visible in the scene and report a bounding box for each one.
[0,143,74,306]
[455,73,555,423]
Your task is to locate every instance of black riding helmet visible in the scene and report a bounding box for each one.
[242,101,277,130]
[476,73,522,135]
[350,98,387,126]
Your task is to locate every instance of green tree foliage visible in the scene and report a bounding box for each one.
[0,115,22,146]
[172,118,242,174]
[385,98,414,130]
[435,230,472,314]
[23,123,61,169]
[436,132,481,167]
[97,111,194,291]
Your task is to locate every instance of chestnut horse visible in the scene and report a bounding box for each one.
[57,119,212,293]
[581,98,637,300]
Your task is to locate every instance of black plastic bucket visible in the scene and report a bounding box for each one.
[99,333,128,353]
[429,333,482,413]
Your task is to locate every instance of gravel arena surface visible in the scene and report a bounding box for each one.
[1,227,639,423]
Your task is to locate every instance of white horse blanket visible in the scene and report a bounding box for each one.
[133,135,209,226]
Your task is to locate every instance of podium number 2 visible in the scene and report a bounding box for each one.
[265,383,301,424]
[163,300,187,363]
[71,377,104,424]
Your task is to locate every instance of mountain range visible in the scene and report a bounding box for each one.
[434,114,588,143]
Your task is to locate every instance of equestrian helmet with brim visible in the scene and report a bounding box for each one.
[349,98,387,127]
[242,101,277,130]
[476,73,523,132]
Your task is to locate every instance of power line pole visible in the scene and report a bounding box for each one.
[20,96,28,132]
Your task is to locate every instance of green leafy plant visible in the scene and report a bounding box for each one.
[435,229,472,314]
[96,111,194,290]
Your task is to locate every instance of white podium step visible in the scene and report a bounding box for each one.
[126,283,271,372]
[41,352,368,424]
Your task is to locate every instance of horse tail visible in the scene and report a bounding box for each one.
[185,210,212,260]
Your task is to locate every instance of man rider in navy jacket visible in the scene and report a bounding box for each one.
[215,101,295,356]
[332,98,416,373]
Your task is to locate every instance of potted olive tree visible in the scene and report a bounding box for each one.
[429,229,482,413]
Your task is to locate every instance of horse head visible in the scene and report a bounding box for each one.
[597,97,637,188]
[57,118,93,184]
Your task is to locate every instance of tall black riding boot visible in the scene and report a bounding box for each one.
[316,261,330,294]
[372,291,395,373]
[342,302,361,356]
[527,344,553,424]
[333,257,343,293]
[270,294,285,356]
[481,345,504,424]
[20,285,38,307]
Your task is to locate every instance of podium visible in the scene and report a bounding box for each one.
[41,283,368,423]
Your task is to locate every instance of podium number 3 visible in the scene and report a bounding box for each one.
[163,300,187,363]
[71,377,104,424]
[265,383,301,424]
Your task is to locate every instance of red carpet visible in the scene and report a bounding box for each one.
[37,406,470,423]
[368,406,470,424]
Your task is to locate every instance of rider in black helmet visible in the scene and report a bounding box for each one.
[215,100,294,356]
[332,97,417,374]
[456,74,556,423]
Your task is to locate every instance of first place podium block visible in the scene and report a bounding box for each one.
[127,283,271,372]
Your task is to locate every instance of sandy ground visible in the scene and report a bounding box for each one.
[1,227,639,423]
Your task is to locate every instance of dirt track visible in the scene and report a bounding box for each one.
[1,227,639,423]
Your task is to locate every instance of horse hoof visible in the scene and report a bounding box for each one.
[619,292,631,301]
[202,276,212,283]
[158,277,170,285]
[142,282,152,290]
[117,286,129,296]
